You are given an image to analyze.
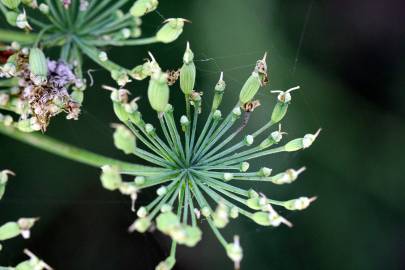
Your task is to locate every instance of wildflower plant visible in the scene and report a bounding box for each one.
[99,43,320,269]
[0,0,186,130]
[0,169,51,270]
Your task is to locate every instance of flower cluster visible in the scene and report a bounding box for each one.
[100,43,320,269]
[0,0,187,130]
[0,169,51,270]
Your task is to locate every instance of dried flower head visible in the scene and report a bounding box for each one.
[100,44,320,269]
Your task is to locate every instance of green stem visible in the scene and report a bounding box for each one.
[0,123,161,174]
[0,29,37,44]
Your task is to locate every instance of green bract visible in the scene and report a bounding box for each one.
[99,48,320,269]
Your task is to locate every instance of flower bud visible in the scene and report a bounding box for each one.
[180,115,189,132]
[130,0,158,17]
[134,176,145,185]
[251,211,291,227]
[182,225,202,247]
[248,189,259,198]
[137,206,148,218]
[29,48,48,85]
[232,107,241,119]
[38,3,49,14]
[270,86,299,123]
[179,42,196,95]
[213,109,222,120]
[1,0,21,9]
[212,72,226,111]
[284,196,317,211]
[148,70,170,112]
[0,54,17,77]
[160,204,172,213]
[121,28,131,39]
[111,69,131,86]
[100,165,122,191]
[259,167,272,177]
[226,236,243,270]
[98,51,108,62]
[156,211,179,234]
[201,206,211,217]
[112,124,136,154]
[156,256,176,270]
[239,162,249,172]
[129,217,151,233]
[212,203,229,228]
[223,172,233,181]
[17,217,38,239]
[271,167,306,185]
[230,207,239,219]
[156,18,187,43]
[156,185,167,196]
[244,135,254,146]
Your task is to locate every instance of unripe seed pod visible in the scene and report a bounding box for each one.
[156,257,176,270]
[98,51,108,62]
[223,172,234,181]
[244,135,254,146]
[230,207,239,219]
[1,0,21,9]
[271,102,288,124]
[201,206,211,217]
[284,196,317,210]
[38,3,49,14]
[137,206,148,218]
[213,109,222,120]
[5,11,18,26]
[129,217,151,233]
[113,102,129,122]
[134,176,145,185]
[226,236,243,270]
[130,0,158,17]
[113,124,136,154]
[156,186,167,196]
[156,211,179,234]
[212,72,226,111]
[259,167,272,177]
[239,71,261,104]
[0,222,20,241]
[239,161,250,172]
[156,18,187,43]
[147,71,170,112]
[179,42,196,95]
[29,48,48,86]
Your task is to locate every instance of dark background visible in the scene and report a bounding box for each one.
[1,0,405,269]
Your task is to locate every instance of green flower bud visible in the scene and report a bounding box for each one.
[0,170,14,200]
[156,18,187,43]
[246,197,261,210]
[259,167,272,177]
[129,217,151,233]
[148,70,170,112]
[239,161,249,172]
[111,69,131,86]
[226,236,243,270]
[113,124,136,154]
[232,107,241,119]
[212,72,226,112]
[156,211,179,234]
[134,176,145,185]
[284,129,320,152]
[38,3,49,14]
[179,42,196,95]
[230,207,239,219]
[100,165,122,191]
[284,196,317,211]
[223,172,233,181]
[201,206,211,217]
[145,123,156,136]
[130,0,158,17]
[213,109,222,120]
[182,225,202,247]
[156,186,167,196]
[113,102,129,122]
[136,206,148,218]
[180,115,189,132]
[155,257,176,270]
[0,222,20,241]
[160,204,172,213]
[244,134,254,146]
[29,48,48,86]
[251,211,292,227]
[98,51,108,62]
[129,111,144,126]
[5,11,18,26]
[1,0,21,9]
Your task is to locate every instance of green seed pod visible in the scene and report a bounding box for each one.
[246,197,261,210]
[100,165,122,191]
[212,72,226,112]
[130,0,158,17]
[244,135,254,146]
[148,71,170,112]
[212,203,229,228]
[113,102,129,122]
[213,109,222,120]
[201,206,211,217]
[259,167,272,177]
[230,207,239,219]
[5,11,18,26]
[0,222,20,241]
[156,257,176,270]
[29,48,48,86]
[180,42,196,95]
[239,71,261,104]
[1,0,21,9]
[248,189,259,198]
[239,161,249,172]
[284,196,316,211]
[284,138,304,152]
[271,167,306,185]
[0,170,14,200]
[134,176,145,185]
[38,3,49,14]
[223,172,233,181]
[113,124,136,154]
[183,226,202,247]
[156,18,187,43]
[271,102,289,124]
[251,212,272,226]
[111,69,131,86]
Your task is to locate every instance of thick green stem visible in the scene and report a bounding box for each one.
[0,29,37,44]
[0,124,162,174]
